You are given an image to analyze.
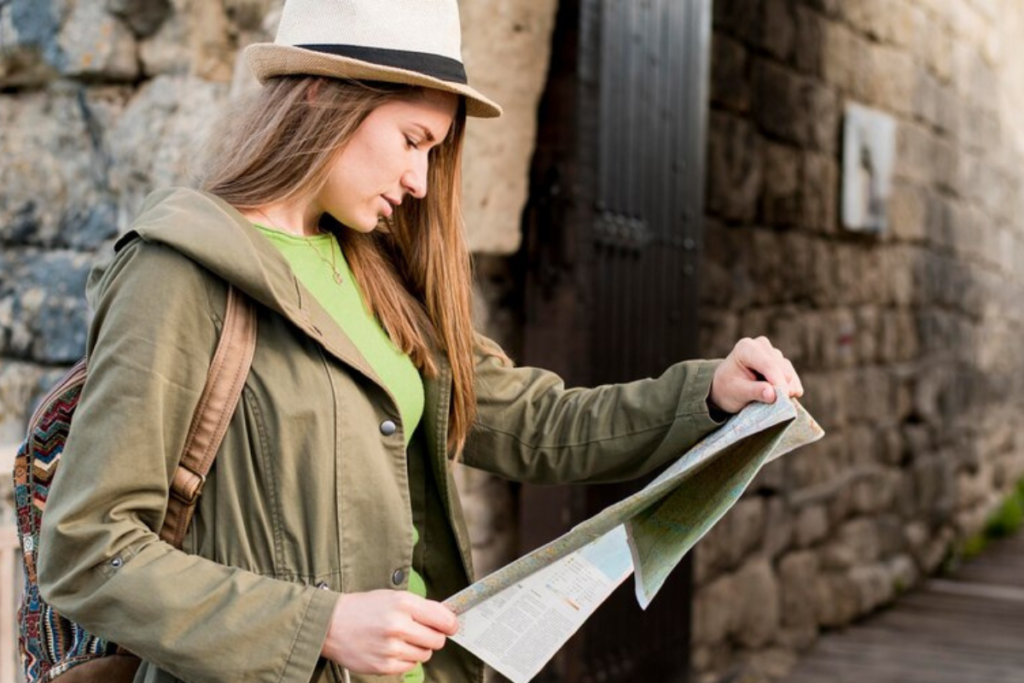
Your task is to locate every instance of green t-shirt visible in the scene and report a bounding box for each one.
[255,225,428,683]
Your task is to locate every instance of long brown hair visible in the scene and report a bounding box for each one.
[202,76,498,456]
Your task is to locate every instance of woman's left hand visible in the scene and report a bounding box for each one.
[709,336,804,415]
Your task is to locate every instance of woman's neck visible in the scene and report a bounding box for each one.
[239,200,324,237]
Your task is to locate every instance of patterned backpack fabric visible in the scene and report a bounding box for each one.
[14,361,117,681]
[12,286,257,682]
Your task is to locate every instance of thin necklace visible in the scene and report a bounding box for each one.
[256,209,343,284]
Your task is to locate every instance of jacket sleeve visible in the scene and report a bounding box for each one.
[462,335,725,484]
[37,240,336,683]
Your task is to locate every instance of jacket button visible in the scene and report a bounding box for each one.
[392,568,406,586]
[110,556,123,569]
[380,420,397,436]
[316,581,330,590]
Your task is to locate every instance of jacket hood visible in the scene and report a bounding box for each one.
[87,187,395,387]
[89,188,300,314]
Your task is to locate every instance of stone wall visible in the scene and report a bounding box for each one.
[693,0,1024,680]
[0,0,554,574]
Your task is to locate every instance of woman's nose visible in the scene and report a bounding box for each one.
[402,155,429,199]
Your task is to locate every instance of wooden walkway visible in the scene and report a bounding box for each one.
[781,530,1024,683]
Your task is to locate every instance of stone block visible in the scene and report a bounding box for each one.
[832,243,876,306]
[761,142,801,227]
[108,75,230,221]
[933,137,958,194]
[794,504,829,547]
[461,0,559,254]
[455,467,515,577]
[879,245,917,307]
[814,571,859,627]
[849,562,894,612]
[58,0,139,81]
[713,0,762,39]
[846,423,879,468]
[706,112,764,222]
[921,527,954,574]
[935,83,960,137]
[852,305,879,364]
[841,0,891,41]
[138,6,193,76]
[815,307,856,369]
[698,310,741,360]
[849,470,897,515]
[912,454,956,516]
[108,0,173,38]
[868,44,914,116]
[921,17,953,83]
[903,519,928,559]
[788,434,846,494]
[753,59,822,148]
[802,0,842,19]
[0,88,133,248]
[798,370,848,431]
[827,480,855,526]
[806,79,840,156]
[793,5,826,77]
[764,497,794,558]
[692,573,738,645]
[887,553,919,594]
[822,20,873,100]
[761,0,796,63]
[912,65,942,130]
[733,558,781,648]
[838,517,881,561]
[0,361,56,442]
[889,181,927,242]
[883,1,924,51]
[799,151,838,232]
[778,550,820,631]
[695,495,767,582]
[1,250,92,364]
[877,425,904,466]
[727,229,783,308]
[711,34,751,113]
[847,365,895,424]
[894,121,935,185]
[0,0,62,87]
[775,233,834,308]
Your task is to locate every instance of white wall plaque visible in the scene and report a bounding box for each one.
[842,103,897,233]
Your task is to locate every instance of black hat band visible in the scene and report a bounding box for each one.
[297,44,468,84]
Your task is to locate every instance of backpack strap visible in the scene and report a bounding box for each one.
[160,286,257,548]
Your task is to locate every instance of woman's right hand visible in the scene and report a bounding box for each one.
[321,590,460,676]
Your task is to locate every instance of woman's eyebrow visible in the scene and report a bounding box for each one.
[412,123,437,143]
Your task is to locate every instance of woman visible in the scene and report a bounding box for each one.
[37,1,802,682]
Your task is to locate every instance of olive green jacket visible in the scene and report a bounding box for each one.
[37,188,722,683]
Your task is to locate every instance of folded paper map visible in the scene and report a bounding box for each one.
[444,391,824,683]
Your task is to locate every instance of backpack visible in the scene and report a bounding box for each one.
[13,285,257,683]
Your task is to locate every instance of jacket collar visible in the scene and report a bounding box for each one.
[116,187,389,389]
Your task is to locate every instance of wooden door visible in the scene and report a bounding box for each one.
[517,0,713,681]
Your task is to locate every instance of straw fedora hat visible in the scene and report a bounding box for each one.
[244,0,502,118]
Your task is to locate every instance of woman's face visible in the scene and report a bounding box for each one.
[317,89,459,232]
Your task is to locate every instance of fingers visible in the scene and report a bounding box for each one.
[710,336,804,415]
[409,597,460,636]
[323,591,454,676]
[735,337,802,399]
[402,619,449,651]
[781,356,804,397]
